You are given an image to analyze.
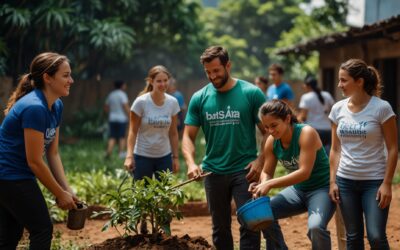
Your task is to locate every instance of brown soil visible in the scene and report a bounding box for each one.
[55,184,400,249]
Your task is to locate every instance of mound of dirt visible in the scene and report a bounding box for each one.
[87,233,213,250]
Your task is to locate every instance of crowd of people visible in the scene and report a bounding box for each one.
[0,46,398,250]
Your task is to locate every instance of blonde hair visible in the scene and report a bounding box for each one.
[138,65,171,96]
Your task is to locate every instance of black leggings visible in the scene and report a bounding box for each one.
[0,179,53,250]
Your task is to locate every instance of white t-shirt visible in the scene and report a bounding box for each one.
[105,89,129,122]
[329,96,395,180]
[131,93,180,158]
[299,91,334,130]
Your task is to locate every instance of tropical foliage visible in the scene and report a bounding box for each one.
[0,0,206,81]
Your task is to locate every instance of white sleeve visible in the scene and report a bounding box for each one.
[378,100,395,124]
[172,98,180,116]
[298,94,308,109]
[131,97,144,117]
[328,102,339,124]
[122,92,129,104]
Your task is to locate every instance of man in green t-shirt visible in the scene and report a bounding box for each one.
[182,46,266,249]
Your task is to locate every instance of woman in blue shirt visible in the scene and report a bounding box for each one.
[0,52,79,249]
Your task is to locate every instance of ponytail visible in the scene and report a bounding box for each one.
[340,59,382,97]
[4,74,35,115]
[305,76,324,105]
[138,83,153,96]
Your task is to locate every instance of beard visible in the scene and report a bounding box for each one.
[210,70,229,89]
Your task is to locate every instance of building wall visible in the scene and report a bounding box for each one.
[319,38,400,101]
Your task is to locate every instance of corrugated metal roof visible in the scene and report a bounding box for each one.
[276,15,400,55]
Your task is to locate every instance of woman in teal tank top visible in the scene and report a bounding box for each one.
[250,100,335,249]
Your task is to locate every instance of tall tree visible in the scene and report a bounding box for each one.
[201,0,301,80]
[271,0,348,79]
[0,0,206,82]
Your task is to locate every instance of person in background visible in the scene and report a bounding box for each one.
[182,45,266,249]
[254,76,269,97]
[266,63,294,107]
[167,78,186,139]
[250,100,335,250]
[104,80,130,159]
[298,75,335,153]
[329,59,398,249]
[124,65,180,235]
[0,52,79,249]
[254,76,269,150]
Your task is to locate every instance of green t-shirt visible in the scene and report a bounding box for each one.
[185,80,266,174]
[273,123,330,191]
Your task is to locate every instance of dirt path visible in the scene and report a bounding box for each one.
[55,184,400,249]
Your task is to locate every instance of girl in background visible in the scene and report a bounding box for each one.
[124,65,180,234]
[298,75,334,153]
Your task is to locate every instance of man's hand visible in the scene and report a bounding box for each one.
[245,159,262,183]
[187,163,202,179]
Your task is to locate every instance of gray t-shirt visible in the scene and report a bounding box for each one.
[105,89,129,122]
[329,96,395,180]
[131,93,180,158]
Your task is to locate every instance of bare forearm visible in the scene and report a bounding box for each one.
[383,148,398,184]
[29,160,65,198]
[46,153,71,191]
[182,136,196,166]
[170,131,179,158]
[329,152,340,183]
[266,169,309,189]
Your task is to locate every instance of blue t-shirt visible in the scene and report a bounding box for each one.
[0,89,63,180]
[266,82,294,101]
[171,90,185,108]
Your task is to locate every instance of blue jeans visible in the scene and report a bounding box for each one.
[263,186,335,250]
[336,176,390,250]
[133,153,172,181]
[204,170,260,250]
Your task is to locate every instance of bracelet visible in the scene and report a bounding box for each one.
[126,155,133,159]
[172,156,179,159]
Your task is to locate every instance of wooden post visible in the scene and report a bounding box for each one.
[335,204,346,250]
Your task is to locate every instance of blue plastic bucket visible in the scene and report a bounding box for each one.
[237,196,274,231]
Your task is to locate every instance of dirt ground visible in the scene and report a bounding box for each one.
[55,185,400,249]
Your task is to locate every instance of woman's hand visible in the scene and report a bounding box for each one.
[56,190,77,210]
[329,182,340,203]
[377,182,392,209]
[124,156,135,172]
[251,181,272,198]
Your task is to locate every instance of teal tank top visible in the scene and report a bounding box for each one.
[273,123,329,191]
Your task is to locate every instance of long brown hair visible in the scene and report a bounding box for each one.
[138,65,171,96]
[340,59,382,97]
[4,52,69,115]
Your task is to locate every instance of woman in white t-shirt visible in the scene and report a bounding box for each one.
[124,65,180,178]
[298,76,334,153]
[124,65,180,235]
[329,59,398,249]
